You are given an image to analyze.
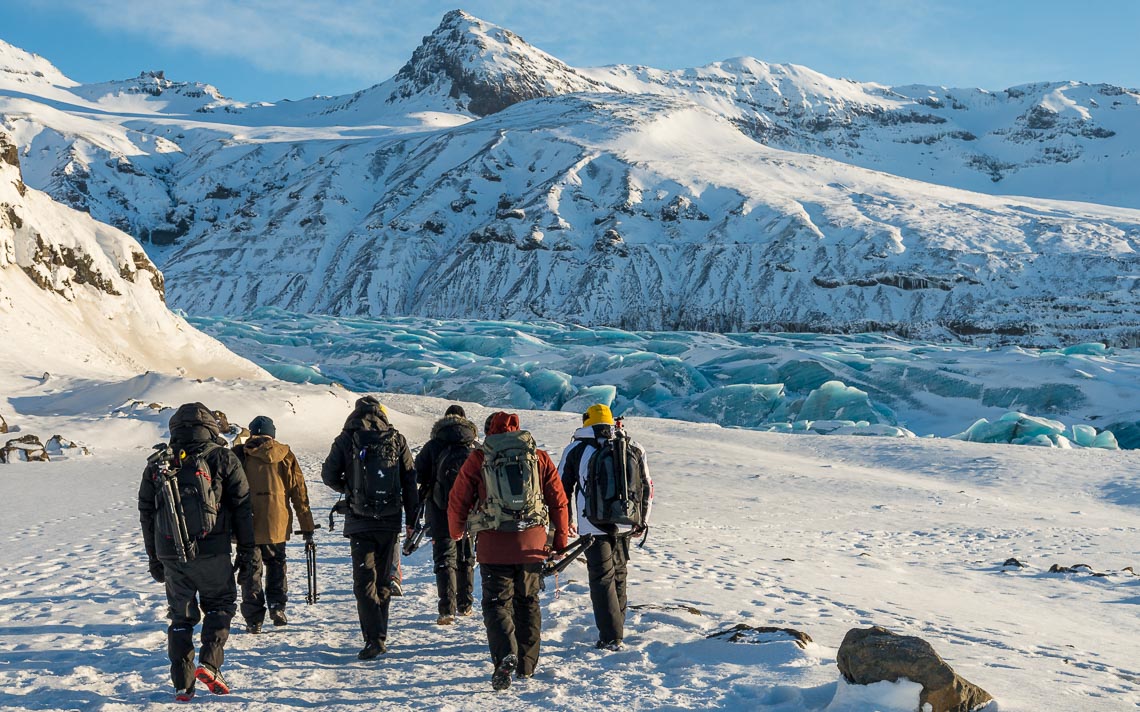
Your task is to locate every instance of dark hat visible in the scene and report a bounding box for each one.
[445,404,466,417]
[249,415,276,438]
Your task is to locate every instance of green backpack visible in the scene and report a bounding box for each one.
[467,430,549,533]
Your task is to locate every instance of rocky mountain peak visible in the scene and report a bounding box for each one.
[387,9,613,116]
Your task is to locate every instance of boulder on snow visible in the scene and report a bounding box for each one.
[707,624,813,649]
[45,435,91,457]
[2,434,50,463]
[836,626,992,712]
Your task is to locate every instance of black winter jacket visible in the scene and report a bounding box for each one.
[414,414,478,538]
[138,402,255,560]
[321,396,417,536]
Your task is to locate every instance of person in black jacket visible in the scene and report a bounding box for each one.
[414,404,478,625]
[138,403,255,702]
[321,396,417,659]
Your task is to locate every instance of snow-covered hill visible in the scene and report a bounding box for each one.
[2,11,1140,344]
[0,129,265,379]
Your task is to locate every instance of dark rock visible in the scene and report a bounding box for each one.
[1048,563,1095,574]
[0,131,27,195]
[45,435,90,457]
[0,412,6,433]
[707,624,812,649]
[2,434,50,463]
[205,184,239,200]
[836,626,992,712]
[630,603,703,617]
[1001,558,1026,568]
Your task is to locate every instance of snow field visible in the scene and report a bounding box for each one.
[2,374,1139,710]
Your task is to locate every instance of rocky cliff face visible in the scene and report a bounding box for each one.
[0,129,263,379]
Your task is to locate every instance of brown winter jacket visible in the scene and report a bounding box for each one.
[448,412,569,564]
[235,435,316,545]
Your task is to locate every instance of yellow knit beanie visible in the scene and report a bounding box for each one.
[583,404,614,427]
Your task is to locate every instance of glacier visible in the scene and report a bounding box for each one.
[189,309,1137,448]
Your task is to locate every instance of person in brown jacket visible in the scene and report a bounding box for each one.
[233,415,316,632]
[448,411,569,691]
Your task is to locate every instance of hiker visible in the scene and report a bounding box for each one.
[448,411,569,690]
[232,415,316,633]
[138,403,255,701]
[414,404,478,624]
[320,396,417,659]
[558,404,653,652]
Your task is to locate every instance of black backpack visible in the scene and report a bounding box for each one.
[349,429,403,518]
[150,442,222,560]
[433,442,473,510]
[583,429,648,528]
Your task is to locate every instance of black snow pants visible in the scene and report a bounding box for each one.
[350,531,398,644]
[239,542,288,625]
[429,503,474,615]
[480,562,543,676]
[585,533,630,645]
[162,553,237,689]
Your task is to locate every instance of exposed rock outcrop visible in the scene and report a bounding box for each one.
[707,624,812,649]
[2,434,49,463]
[836,626,992,712]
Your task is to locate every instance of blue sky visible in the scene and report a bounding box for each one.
[4,1,1138,102]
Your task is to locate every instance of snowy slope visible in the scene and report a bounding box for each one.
[0,130,265,379]
[2,12,1140,344]
[582,63,1139,208]
[1,369,1138,711]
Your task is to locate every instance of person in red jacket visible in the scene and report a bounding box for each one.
[448,411,569,691]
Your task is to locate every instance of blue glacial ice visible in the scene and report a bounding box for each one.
[189,309,1140,449]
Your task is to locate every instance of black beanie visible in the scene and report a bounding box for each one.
[445,404,466,417]
[249,415,276,438]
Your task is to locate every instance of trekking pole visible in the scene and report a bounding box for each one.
[295,525,321,604]
[541,535,595,578]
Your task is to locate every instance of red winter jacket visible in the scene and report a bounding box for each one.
[448,412,569,564]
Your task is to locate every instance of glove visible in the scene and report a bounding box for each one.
[302,531,314,543]
[148,558,165,584]
[235,547,256,585]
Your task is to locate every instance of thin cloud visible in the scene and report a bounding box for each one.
[37,0,437,83]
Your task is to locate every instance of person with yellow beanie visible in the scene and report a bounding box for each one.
[558,403,653,652]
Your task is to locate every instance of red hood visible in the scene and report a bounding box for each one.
[488,411,519,435]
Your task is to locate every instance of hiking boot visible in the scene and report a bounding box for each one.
[174,688,195,702]
[457,606,474,617]
[246,622,262,634]
[269,608,288,626]
[595,639,623,652]
[492,654,517,691]
[436,615,455,625]
[388,580,403,597]
[357,640,387,660]
[193,665,230,695]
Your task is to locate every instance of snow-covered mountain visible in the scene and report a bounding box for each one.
[2,11,1140,345]
[0,129,265,379]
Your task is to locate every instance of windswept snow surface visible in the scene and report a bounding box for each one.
[2,370,1139,711]
[188,310,1140,446]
